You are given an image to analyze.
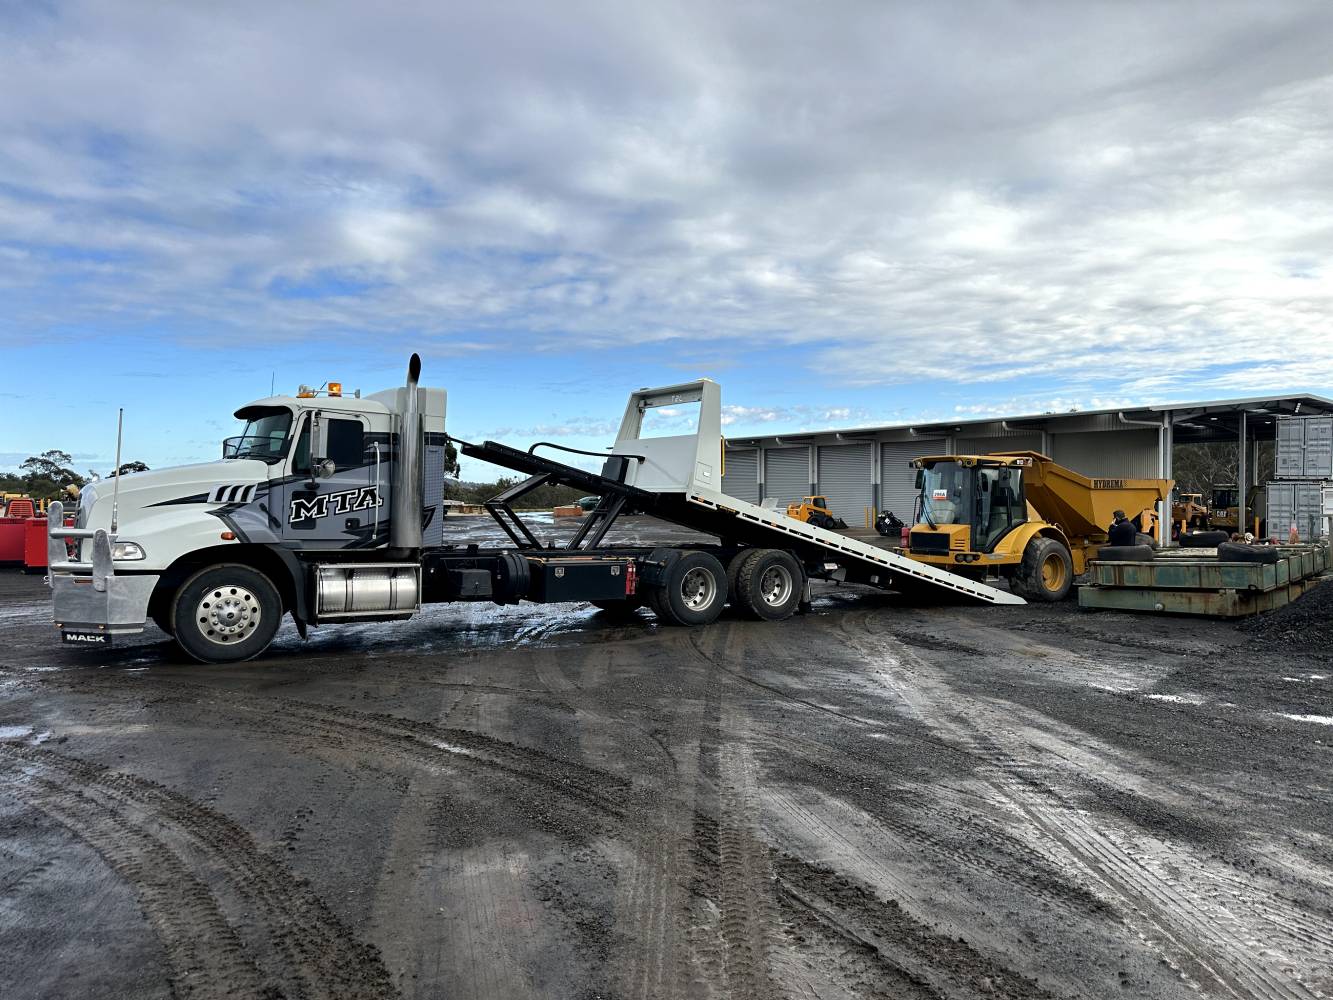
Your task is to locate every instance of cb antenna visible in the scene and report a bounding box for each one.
[110,408,124,534]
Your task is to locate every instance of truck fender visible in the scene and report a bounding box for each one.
[151,544,311,637]
[638,547,684,588]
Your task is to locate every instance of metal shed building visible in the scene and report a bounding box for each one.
[722,394,1333,534]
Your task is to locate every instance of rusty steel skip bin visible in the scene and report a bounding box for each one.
[1080,543,1328,617]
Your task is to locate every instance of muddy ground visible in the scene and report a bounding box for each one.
[1,517,1331,999]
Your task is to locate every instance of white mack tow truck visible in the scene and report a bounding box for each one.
[47,355,1022,663]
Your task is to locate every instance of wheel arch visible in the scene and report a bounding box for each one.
[149,544,308,628]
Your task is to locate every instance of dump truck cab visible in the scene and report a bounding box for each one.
[907,452,1172,602]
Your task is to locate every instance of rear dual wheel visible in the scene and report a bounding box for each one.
[732,549,802,621]
[647,552,728,626]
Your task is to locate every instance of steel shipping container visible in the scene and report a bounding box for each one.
[1275,415,1333,479]
[1266,480,1327,541]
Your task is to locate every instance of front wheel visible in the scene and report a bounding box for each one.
[1014,538,1073,602]
[172,564,282,663]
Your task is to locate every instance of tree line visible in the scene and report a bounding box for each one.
[446,477,586,509]
[1,450,150,501]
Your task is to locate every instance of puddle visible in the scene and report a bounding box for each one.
[0,725,35,740]
[1281,714,1333,726]
[1144,692,1207,705]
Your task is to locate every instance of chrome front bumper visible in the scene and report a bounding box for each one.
[46,500,155,636]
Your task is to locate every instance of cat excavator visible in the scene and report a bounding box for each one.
[905,451,1171,601]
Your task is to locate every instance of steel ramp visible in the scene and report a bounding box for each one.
[665,488,1024,604]
[454,437,1023,605]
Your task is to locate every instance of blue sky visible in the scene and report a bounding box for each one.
[3,2,1332,480]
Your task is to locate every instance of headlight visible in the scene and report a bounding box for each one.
[111,541,146,561]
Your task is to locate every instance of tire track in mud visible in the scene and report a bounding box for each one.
[712,623,1110,919]
[533,637,708,1000]
[845,611,1330,1000]
[0,742,397,1000]
[772,852,1054,1000]
[33,675,632,823]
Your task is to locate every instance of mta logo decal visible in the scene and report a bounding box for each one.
[290,486,382,523]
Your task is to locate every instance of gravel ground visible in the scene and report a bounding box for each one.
[1,525,1331,1000]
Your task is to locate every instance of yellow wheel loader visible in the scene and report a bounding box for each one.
[905,452,1172,601]
[786,496,847,530]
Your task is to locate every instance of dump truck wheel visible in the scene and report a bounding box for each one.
[648,552,727,626]
[1018,538,1073,602]
[172,564,281,663]
[735,549,802,621]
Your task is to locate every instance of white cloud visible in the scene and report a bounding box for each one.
[1,1,1331,404]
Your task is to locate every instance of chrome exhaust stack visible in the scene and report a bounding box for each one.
[391,353,424,550]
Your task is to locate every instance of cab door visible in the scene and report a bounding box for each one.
[275,410,389,549]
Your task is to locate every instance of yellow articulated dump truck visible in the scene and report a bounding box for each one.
[905,451,1172,601]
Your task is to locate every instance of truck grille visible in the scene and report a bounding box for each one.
[909,530,951,553]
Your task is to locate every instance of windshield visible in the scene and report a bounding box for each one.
[920,462,968,526]
[224,407,293,463]
[919,460,1025,549]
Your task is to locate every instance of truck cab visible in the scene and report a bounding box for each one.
[47,363,448,661]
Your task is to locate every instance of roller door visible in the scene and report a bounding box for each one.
[955,433,1042,456]
[817,444,874,523]
[880,440,943,523]
[1050,430,1158,478]
[721,449,759,503]
[763,447,810,505]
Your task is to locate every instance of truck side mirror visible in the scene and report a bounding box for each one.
[317,459,336,479]
[307,410,327,483]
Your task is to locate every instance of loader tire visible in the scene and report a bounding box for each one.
[1134,532,1159,549]
[734,549,802,621]
[647,551,727,626]
[1217,541,1279,564]
[1015,538,1074,602]
[1096,544,1156,563]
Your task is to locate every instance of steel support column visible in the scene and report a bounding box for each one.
[1238,411,1248,535]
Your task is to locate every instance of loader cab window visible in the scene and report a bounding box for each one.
[919,462,967,525]
[975,465,1026,551]
[224,407,293,464]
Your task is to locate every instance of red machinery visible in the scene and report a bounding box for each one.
[24,517,50,571]
[0,498,35,565]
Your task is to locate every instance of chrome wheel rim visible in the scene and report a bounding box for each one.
[680,567,717,611]
[759,564,793,607]
[196,585,260,645]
